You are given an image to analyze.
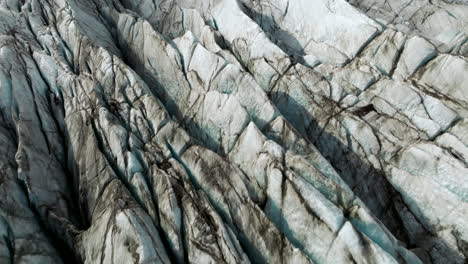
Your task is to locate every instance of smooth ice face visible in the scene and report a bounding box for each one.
[0,0,467,263]
[393,36,437,80]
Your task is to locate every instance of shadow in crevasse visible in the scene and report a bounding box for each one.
[143,71,227,155]
[46,98,88,264]
[237,1,306,63]
[270,91,465,263]
[4,96,85,263]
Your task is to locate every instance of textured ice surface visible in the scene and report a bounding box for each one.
[0,0,467,263]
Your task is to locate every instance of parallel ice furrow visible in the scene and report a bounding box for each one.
[0,0,467,263]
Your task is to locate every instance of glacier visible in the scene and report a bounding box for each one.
[0,0,467,263]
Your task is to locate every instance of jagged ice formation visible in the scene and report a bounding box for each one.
[0,0,467,263]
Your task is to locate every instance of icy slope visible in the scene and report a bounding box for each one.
[0,0,467,263]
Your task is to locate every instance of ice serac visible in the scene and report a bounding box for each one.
[0,0,466,263]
